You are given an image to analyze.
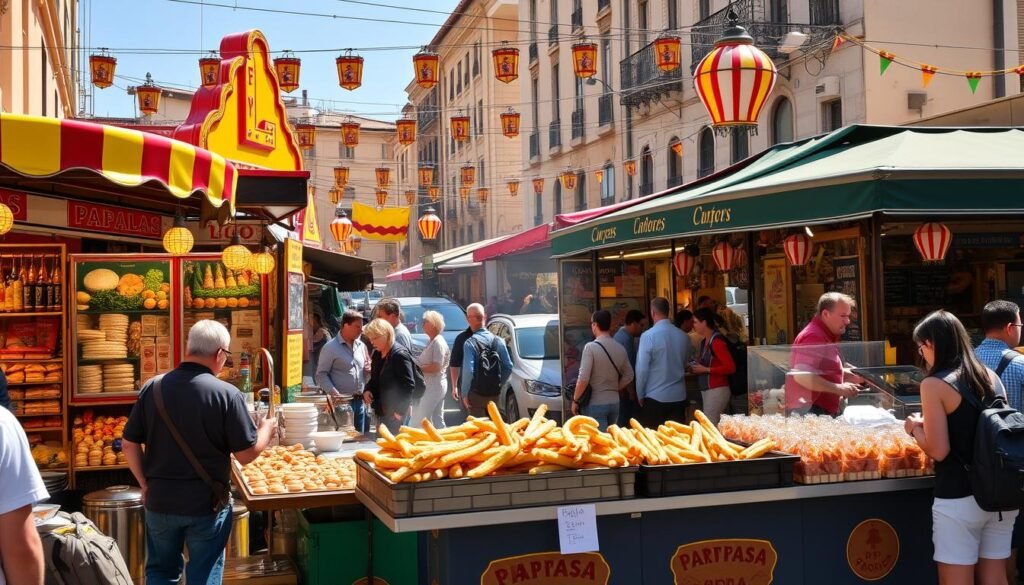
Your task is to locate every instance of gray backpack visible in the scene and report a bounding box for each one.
[38,512,133,585]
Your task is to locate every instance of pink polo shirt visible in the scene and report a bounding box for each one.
[785,317,843,415]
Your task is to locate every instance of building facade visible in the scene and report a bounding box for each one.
[0,0,79,117]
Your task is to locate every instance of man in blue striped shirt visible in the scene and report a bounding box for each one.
[635,297,689,428]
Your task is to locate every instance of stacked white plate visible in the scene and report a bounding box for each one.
[279,403,319,448]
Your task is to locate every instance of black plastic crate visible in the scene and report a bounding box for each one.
[637,451,800,498]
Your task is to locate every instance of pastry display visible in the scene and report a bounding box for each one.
[238,445,357,495]
[72,412,128,468]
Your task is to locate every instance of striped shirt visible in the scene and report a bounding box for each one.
[975,337,1024,410]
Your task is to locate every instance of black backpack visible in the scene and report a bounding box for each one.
[946,370,1024,512]
[469,334,503,396]
[701,333,748,396]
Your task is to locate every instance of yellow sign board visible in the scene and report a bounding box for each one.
[285,332,303,388]
[300,188,321,246]
[285,237,303,274]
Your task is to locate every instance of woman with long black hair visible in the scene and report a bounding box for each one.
[688,307,736,426]
[906,310,1014,584]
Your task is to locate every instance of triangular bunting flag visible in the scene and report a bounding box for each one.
[966,72,982,94]
[879,51,895,75]
[921,65,937,88]
[831,35,845,53]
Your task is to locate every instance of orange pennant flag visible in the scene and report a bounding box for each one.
[831,35,846,53]
[921,65,937,88]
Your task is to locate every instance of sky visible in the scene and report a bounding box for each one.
[84,0,462,120]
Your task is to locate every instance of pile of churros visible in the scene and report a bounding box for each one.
[355,403,778,483]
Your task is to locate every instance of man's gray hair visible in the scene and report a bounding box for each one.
[187,320,231,357]
[467,303,485,319]
[817,292,856,314]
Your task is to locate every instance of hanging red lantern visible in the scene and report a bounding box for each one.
[375,167,391,189]
[405,190,417,206]
[418,207,442,240]
[295,123,316,150]
[413,48,440,89]
[783,233,813,266]
[336,50,364,91]
[732,245,748,268]
[654,34,683,72]
[418,165,434,187]
[450,115,471,142]
[673,250,697,277]
[694,12,778,134]
[273,50,301,93]
[330,208,353,243]
[624,160,637,176]
[913,222,953,262]
[711,241,735,272]
[500,108,521,138]
[559,169,578,191]
[532,178,545,195]
[461,164,476,186]
[199,52,220,89]
[136,73,161,116]
[477,188,490,204]
[507,179,521,197]
[492,44,520,84]
[595,170,604,184]
[428,186,441,203]
[571,39,598,78]
[375,189,389,208]
[334,166,350,189]
[459,186,471,202]
[329,188,341,204]
[341,122,360,147]
[89,50,116,89]
[396,118,417,146]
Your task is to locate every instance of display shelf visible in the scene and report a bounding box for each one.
[9,381,63,386]
[23,426,64,432]
[15,412,62,417]
[0,358,63,363]
[70,397,137,406]
[15,395,62,401]
[78,356,140,365]
[76,309,170,315]
[73,464,129,473]
[0,311,63,318]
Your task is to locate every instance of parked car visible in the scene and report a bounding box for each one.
[725,286,749,325]
[486,314,563,423]
[340,288,384,315]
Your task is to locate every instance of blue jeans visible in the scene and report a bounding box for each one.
[582,402,619,432]
[145,505,232,585]
[351,394,367,434]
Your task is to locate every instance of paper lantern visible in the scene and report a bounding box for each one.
[477,188,490,203]
[273,51,301,93]
[89,51,116,89]
[341,122,360,147]
[532,178,545,195]
[459,187,471,202]
[351,236,363,252]
[328,189,341,204]
[136,73,161,116]
[405,190,417,206]
[418,208,442,240]
[783,233,813,266]
[732,245,748,268]
[572,40,598,78]
[334,166,350,189]
[624,160,637,176]
[413,49,440,89]
[250,247,276,275]
[428,186,441,202]
[507,179,521,197]
[295,123,315,150]
[693,12,778,134]
[0,204,13,235]
[396,118,416,146]
[673,250,697,277]
[654,35,683,72]
[222,231,253,271]
[336,50,364,91]
[711,241,735,272]
[162,213,193,256]
[461,164,476,187]
[672,142,683,156]
[375,167,391,189]
[559,169,578,191]
[913,222,953,262]
[492,45,520,84]
[199,52,220,89]
[330,208,353,243]
[450,115,470,142]
[418,165,434,187]
[595,170,604,184]
[375,189,389,208]
[500,108,521,138]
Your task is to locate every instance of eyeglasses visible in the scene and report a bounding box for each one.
[219,348,232,356]
[1011,324,1024,328]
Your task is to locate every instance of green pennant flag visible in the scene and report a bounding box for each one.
[879,53,894,75]
[967,75,981,93]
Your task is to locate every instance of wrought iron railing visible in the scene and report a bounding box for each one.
[809,0,841,25]
[571,8,583,31]
[691,0,831,68]
[620,38,683,108]
[667,175,684,188]
[598,94,613,125]
[529,42,539,63]
[529,131,540,159]
[639,182,653,196]
[549,120,561,149]
[548,25,559,45]
[571,108,585,140]
[417,104,439,128]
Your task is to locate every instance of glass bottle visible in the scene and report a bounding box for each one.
[13,255,24,312]
[50,254,62,310]
[238,352,254,407]
[4,256,14,312]
[0,257,7,310]
[34,255,47,311]
[22,254,34,311]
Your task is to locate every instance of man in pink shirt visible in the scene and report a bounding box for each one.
[785,292,864,415]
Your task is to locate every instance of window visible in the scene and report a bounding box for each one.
[771,97,794,145]
[476,100,484,135]
[479,157,486,185]
[576,172,586,210]
[551,64,560,119]
[530,0,538,39]
[600,164,616,202]
[473,42,481,77]
[381,143,389,160]
[554,180,562,215]
[535,190,544,225]
[339,143,355,159]
[667,0,678,30]
[515,323,560,359]
[699,0,710,20]
[344,186,356,199]
[768,0,788,23]
[449,71,455,100]
[731,133,749,164]
[640,146,653,195]
[478,220,485,241]
[457,61,463,94]
[464,52,471,86]
[574,75,584,111]
[698,128,715,178]
[385,244,397,262]
[822,99,843,132]
[638,0,649,45]
[531,77,540,130]
[550,0,557,23]
[667,136,682,185]
[623,1,632,55]
[601,37,612,90]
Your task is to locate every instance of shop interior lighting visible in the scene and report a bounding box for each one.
[804,226,815,238]
[600,247,673,260]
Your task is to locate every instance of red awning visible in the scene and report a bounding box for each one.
[473,223,550,263]
[553,194,659,229]
[386,264,423,282]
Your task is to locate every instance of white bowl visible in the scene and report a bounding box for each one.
[284,420,319,430]
[309,431,347,452]
[280,403,317,411]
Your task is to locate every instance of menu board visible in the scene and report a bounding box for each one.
[598,261,644,298]
[884,267,950,307]
[560,260,596,389]
[832,256,863,341]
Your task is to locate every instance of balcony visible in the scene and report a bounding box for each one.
[417,105,439,128]
[571,109,585,140]
[639,182,654,197]
[571,8,583,31]
[549,120,561,150]
[529,131,540,159]
[810,0,841,25]
[529,41,539,63]
[667,175,684,189]
[620,38,683,109]
[548,25,558,46]
[598,94,613,126]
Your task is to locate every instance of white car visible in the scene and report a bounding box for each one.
[486,314,563,423]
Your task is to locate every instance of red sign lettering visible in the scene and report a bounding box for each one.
[67,201,163,239]
[0,189,29,221]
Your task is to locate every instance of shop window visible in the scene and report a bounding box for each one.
[731,133,749,164]
[640,146,653,196]
[698,128,715,178]
[822,99,843,133]
[771,97,794,145]
[600,163,615,203]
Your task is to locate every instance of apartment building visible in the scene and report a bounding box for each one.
[0,0,79,117]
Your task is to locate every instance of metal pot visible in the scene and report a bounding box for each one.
[226,500,250,559]
[82,485,145,583]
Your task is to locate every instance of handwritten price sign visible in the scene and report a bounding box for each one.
[557,504,599,554]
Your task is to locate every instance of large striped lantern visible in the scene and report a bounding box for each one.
[693,11,778,135]
[673,249,698,277]
[341,122,360,147]
[413,48,440,89]
[913,222,953,262]
[507,179,521,197]
[493,44,520,84]
[334,166,349,189]
[273,51,301,93]
[732,244,748,268]
[418,165,434,187]
[711,241,735,272]
[330,208,353,243]
[418,207,442,240]
[532,178,545,195]
[450,115,471,142]
[654,34,682,72]
[136,73,162,116]
[89,50,117,89]
[375,189,389,208]
[396,118,416,146]
[783,233,813,266]
[199,52,220,89]
[336,50,364,91]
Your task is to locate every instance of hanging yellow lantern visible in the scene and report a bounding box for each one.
[532,178,545,195]
[418,165,434,187]
[654,34,683,73]
[559,168,578,191]
[250,246,276,275]
[477,188,490,204]
[295,123,316,150]
[342,238,355,254]
[351,236,363,252]
[396,118,416,146]
[199,52,220,89]
[413,48,440,89]
[330,208,353,242]
[273,50,301,93]
[0,203,14,236]
[595,169,604,184]
[334,166,350,189]
[375,167,391,189]
[222,231,253,271]
[162,212,193,255]
[328,188,340,204]
[89,50,116,89]
[341,122,360,147]
[450,115,470,142]
[428,186,441,202]
[461,164,476,186]
[672,142,683,156]
[492,44,520,84]
[624,160,637,176]
[459,186,471,202]
[571,39,598,78]
[405,190,417,206]
[336,50,364,91]
[507,179,521,197]
[136,73,161,116]
[500,108,521,138]
[375,189,389,208]
[418,207,442,240]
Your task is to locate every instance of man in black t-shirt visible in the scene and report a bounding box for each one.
[123,320,276,585]
[449,326,474,413]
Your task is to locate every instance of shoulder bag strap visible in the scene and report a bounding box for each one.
[151,375,227,510]
[594,340,622,378]
[996,351,1017,378]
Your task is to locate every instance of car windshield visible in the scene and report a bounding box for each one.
[515,323,560,360]
[402,304,469,334]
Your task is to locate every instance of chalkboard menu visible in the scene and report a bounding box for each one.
[884,267,950,307]
[832,256,862,341]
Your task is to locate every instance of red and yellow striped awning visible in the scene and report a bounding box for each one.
[0,113,235,214]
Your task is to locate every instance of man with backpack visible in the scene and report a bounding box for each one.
[459,304,513,418]
[0,406,47,585]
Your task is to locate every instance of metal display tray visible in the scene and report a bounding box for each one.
[637,450,800,497]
